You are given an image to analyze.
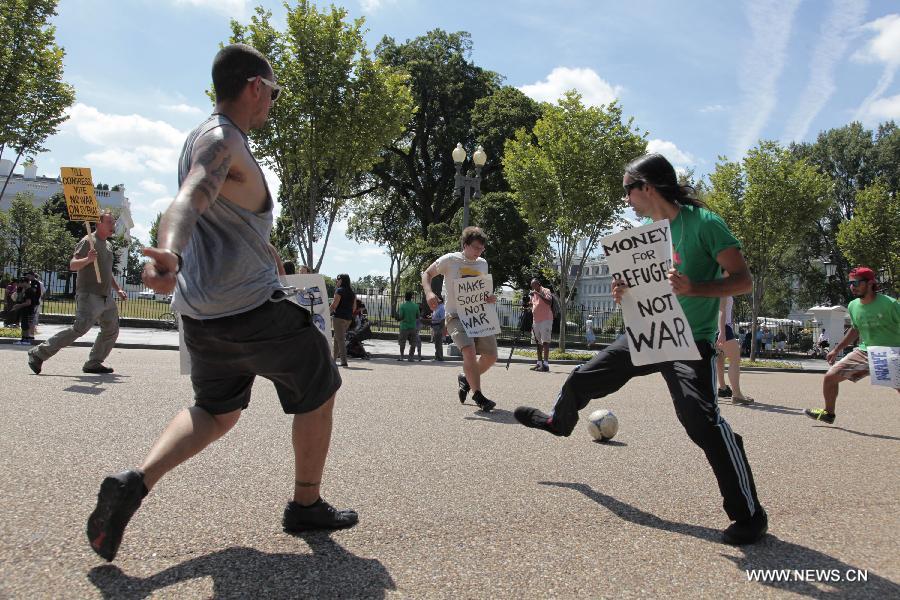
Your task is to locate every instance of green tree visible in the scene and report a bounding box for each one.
[789,121,900,304]
[504,91,646,349]
[0,193,73,272]
[0,0,74,201]
[706,141,832,360]
[42,191,88,243]
[148,212,161,248]
[354,274,388,293]
[228,2,413,272]
[373,30,501,236]
[346,189,419,311]
[837,180,900,296]
[470,86,543,191]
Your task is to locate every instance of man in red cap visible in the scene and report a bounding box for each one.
[806,266,900,424]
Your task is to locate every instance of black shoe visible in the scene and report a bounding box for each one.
[340,361,349,367]
[530,364,541,371]
[457,373,470,404]
[283,498,358,532]
[513,406,565,436]
[718,385,732,398]
[723,507,768,545]
[540,364,550,372]
[27,351,42,375]
[804,408,835,424]
[472,391,496,412]
[86,469,146,562]
[83,364,114,374]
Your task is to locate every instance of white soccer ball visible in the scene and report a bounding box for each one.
[587,409,619,442]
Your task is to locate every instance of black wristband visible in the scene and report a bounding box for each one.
[171,251,183,274]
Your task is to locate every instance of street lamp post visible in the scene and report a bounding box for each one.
[452,143,487,230]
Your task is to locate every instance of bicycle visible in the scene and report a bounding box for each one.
[158,311,178,331]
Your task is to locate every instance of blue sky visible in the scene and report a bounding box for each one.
[22,0,900,278]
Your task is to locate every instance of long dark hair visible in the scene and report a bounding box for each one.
[625,153,705,208]
[337,274,355,296]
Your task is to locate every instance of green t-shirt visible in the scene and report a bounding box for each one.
[848,294,900,351]
[397,301,419,330]
[666,205,741,343]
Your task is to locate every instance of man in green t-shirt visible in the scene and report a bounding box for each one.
[806,266,900,424]
[514,153,767,546]
[397,291,420,362]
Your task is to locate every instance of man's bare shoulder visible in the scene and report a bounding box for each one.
[190,125,246,167]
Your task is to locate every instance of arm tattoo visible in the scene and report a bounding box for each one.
[294,480,321,488]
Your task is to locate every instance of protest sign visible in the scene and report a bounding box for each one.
[601,219,700,366]
[61,166,102,282]
[455,274,500,337]
[284,274,333,348]
[866,346,900,388]
[60,167,100,222]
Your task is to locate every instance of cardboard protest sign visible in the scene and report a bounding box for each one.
[455,274,500,337]
[601,219,700,366]
[60,167,100,222]
[283,274,333,348]
[866,346,900,388]
[61,167,102,282]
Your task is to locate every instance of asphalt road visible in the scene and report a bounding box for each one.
[1,344,897,599]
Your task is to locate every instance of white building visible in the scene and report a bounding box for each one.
[0,158,134,243]
[566,255,616,314]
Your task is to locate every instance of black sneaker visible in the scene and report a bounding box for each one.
[457,373,470,404]
[472,391,496,413]
[723,507,768,545]
[804,408,835,424]
[283,498,358,532]
[540,364,550,372]
[83,364,114,374]
[513,406,565,436]
[86,469,146,562]
[27,351,42,375]
[718,385,732,398]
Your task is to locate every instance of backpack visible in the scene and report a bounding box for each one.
[549,292,561,318]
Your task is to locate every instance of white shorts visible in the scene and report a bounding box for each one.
[532,319,552,345]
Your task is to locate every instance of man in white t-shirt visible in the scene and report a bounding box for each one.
[421,226,498,412]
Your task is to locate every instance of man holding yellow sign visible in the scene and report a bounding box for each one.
[27,211,127,375]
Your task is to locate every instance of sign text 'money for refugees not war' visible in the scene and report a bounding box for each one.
[455,274,500,337]
[602,219,700,366]
[867,346,900,388]
[60,167,100,222]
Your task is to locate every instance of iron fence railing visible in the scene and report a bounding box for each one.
[1,264,829,353]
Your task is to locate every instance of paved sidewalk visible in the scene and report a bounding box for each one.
[2,323,830,372]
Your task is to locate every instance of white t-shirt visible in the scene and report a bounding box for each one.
[429,251,489,317]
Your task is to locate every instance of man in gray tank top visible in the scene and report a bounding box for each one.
[85,44,356,563]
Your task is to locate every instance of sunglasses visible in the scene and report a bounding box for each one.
[848,280,868,287]
[247,75,281,101]
[623,180,644,195]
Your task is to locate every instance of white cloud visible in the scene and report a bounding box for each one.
[130,223,151,246]
[360,0,396,12]
[860,92,900,120]
[162,103,205,116]
[169,0,247,16]
[519,67,622,107]
[646,139,695,169]
[854,14,900,122]
[699,104,725,113]
[64,103,185,174]
[139,179,168,195]
[731,0,802,158]
[784,0,868,143]
[150,197,174,211]
[854,14,900,64]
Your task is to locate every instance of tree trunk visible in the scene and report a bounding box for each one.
[749,277,765,361]
[0,152,23,203]
[557,262,568,352]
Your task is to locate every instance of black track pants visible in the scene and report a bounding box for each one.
[550,335,761,521]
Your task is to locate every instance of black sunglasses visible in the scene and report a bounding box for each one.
[848,280,867,287]
[623,180,644,195]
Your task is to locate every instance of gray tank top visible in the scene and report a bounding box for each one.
[171,114,283,319]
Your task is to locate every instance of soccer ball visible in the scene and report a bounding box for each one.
[587,409,619,442]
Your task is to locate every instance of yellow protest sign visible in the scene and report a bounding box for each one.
[60,167,100,222]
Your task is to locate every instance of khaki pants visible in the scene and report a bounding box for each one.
[333,317,351,363]
[31,293,119,368]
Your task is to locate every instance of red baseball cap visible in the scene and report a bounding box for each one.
[849,266,876,281]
